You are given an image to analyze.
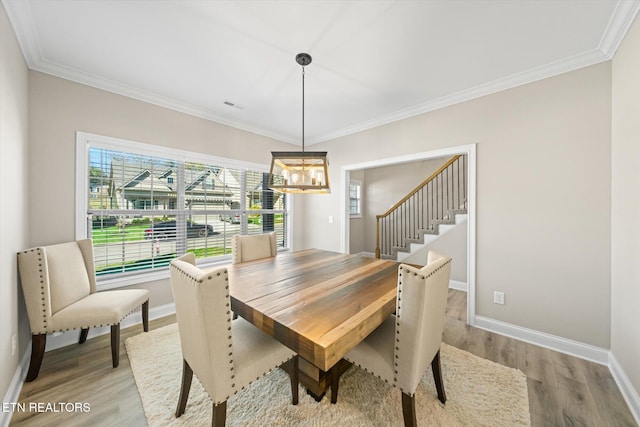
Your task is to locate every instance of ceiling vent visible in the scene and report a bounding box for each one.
[223,100,244,110]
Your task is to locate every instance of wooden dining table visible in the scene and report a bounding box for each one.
[227,248,400,398]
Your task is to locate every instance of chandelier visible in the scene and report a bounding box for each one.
[268,53,330,194]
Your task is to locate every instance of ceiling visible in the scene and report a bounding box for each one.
[3,0,639,145]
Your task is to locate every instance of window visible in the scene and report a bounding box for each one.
[349,181,362,217]
[76,132,289,286]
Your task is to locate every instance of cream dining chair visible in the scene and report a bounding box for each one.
[231,231,277,264]
[170,253,298,426]
[230,231,277,319]
[331,251,452,427]
[17,239,149,381]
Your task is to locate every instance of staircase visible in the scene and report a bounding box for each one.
[375,154,467,260]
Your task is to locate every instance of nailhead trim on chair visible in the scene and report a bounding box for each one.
[345,260,452,397]
[30,300,148,334]
[22,248,50,332]
[395,260,452,394]
[172,261,297,406]
[23,247,149,335]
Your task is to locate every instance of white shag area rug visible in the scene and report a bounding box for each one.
[125,323,531,426]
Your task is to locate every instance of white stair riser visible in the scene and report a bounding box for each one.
[397,214,467,262]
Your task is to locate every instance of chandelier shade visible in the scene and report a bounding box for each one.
[268,151,330,194]
[268,53,330,194]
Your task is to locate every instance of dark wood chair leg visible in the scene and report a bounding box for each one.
[26,334,46,382]
[289,356,299,405]
[401,392,417,427]
[79,328,89,344]
[212,401,227,427]
[176,359,194,417]
[330,365,339,404]
[110,324,120,368]
[431,349,447,404]
[142,300,149,332]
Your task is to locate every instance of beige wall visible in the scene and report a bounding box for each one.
[27,71,294,319]
[301,62,612,348]
[348,169,366,254]
[611,13,640,402]
[360,158,445,253]
[0,2,30,404]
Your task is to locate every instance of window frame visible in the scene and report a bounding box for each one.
[76,132,292,290]
[349,180,362,218]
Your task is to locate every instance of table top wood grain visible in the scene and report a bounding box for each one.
[228,249,399,371]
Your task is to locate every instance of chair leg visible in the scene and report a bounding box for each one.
[212,401,227,427]
[401,392,417,427]
[431,349,447,404]
[289,356,299,405]
[26,334,46,382]
[142,300,149,332]
[79,328,89,344]
[110,324,120,368]
[330,365,339,404]
[176,359,194,417]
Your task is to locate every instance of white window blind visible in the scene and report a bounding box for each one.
[77,133,288,281]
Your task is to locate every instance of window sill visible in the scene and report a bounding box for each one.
[96,248,290,290]
[96,255,234,290]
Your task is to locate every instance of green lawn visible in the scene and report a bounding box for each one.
[187,247,232,257]
[91,224,149,244]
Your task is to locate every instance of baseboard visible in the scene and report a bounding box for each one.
[1,303,176,426]
[46,302,176,352]
[609,352,640,425]
[449,280,467,292]
[474,315,610,365]
[1,343,31,427]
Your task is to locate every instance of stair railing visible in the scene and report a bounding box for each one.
[375,154,466,259]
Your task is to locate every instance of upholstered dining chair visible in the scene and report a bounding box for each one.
[331,251,452,427]
[17,239,149,382]
[231,231,277,264]
[170,253,298,427]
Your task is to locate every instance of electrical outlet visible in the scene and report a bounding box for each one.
[11,334,17,356]
[493,291,505,305]
[328,215,334,224]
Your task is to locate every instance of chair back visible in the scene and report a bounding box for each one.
[394,251,452,394]
[231,232,277,264]
[169,253,235,403]
[18,239,97,333]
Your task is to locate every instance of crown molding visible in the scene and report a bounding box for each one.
[599,0,640,58]
[5,0,639,146]
[28,58,299,145]
[311,48,610,144]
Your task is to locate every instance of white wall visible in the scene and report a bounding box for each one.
[611,11,640,411]
[0,1,30,408]
[299,62,612,348]
[403,219,468,283]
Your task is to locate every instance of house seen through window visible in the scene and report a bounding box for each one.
[79,133,288,281]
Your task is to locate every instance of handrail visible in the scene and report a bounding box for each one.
[376,154,461,219]
[375,154,465,259]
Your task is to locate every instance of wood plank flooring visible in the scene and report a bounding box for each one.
[9,289,637,426]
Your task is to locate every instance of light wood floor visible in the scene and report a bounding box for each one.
[10,289,637,426]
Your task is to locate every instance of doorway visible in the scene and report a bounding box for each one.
[340,144,476,326]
